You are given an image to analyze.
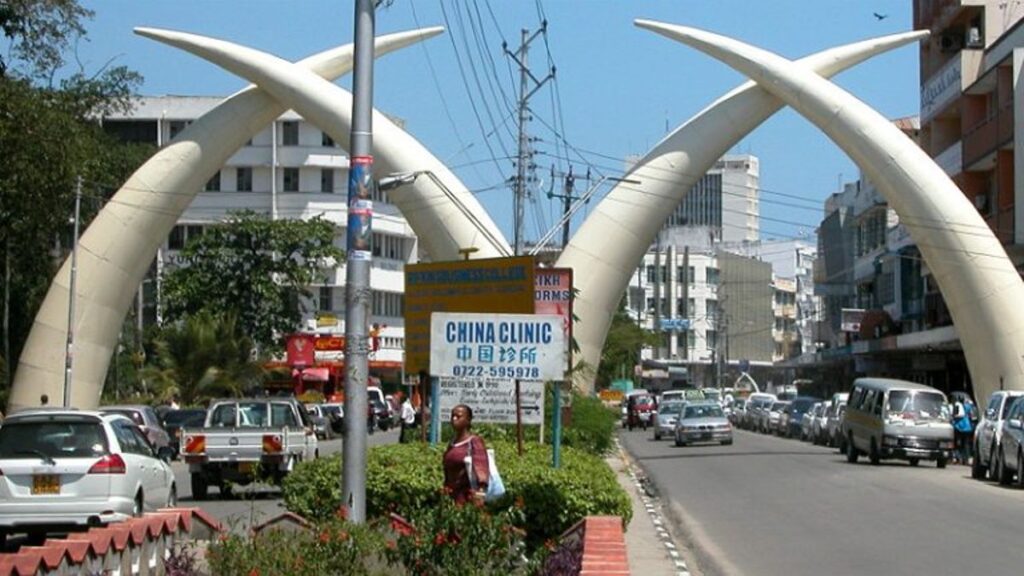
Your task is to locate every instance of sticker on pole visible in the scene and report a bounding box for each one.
[430,313,567,381]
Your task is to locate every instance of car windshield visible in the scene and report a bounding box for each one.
[0,420,109,459]
[659,403,684,416]
[102,409,145,426]
[163,410,206,426]
[885,391,946,423]
[684,405,724,419]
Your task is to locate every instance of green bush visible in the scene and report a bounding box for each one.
[205,514,390,575]
[284,440,631,549]
[548,392,619,455]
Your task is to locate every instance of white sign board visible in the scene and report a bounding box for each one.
[438,378,544,425]
[430,313,567,380]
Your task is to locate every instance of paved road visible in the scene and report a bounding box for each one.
[620,427,1024,576]
[174,428,401,533]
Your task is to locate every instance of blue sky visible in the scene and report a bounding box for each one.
[71,0,919,245]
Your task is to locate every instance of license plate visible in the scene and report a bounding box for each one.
[238,462,254,474]
[32,474,60,495]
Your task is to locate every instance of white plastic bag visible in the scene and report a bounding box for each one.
[484,448,505,502]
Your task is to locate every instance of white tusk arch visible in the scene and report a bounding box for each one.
[558,29,928,389]
[133,27,512,263]
[10,28,444,411]
[636,20,1024,403]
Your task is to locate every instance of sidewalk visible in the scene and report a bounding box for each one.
[607,446,693,576]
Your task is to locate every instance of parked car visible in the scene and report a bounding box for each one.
[320,403,344,435]
[305,405,334,440]
[728,398,747,425]
[0,410,177,545]
[783,397,820,438]
[802,402,824,441]
[160,408,207,459]
[743,393,777,431]
[843,378,953,467]
[674,402,733,447]
[993,396,1024,486]
[763,401,790,434]
[972,391,1024,481]
[653,402,686,441]
[100,405,173,460]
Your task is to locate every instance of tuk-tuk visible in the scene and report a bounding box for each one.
[626,392,656,431]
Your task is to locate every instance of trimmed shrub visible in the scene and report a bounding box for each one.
[284,440,631,549]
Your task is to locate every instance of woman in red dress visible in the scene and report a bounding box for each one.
[442,404,489,504]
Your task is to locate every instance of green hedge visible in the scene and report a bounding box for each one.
[283,440,631,548]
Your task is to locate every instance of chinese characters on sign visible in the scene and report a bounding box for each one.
[430,313,568,381]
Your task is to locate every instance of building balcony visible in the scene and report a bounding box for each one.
[963,101,1014,170]
[932,140,962,178]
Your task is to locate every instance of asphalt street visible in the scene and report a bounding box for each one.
[619,427,1024,576]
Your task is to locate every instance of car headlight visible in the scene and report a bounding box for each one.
[882,435,899,447]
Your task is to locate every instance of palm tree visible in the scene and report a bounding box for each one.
[142,310,266,406]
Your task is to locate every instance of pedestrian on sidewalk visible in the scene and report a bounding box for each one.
[442,404,489,505]
[400,396,416,443]
[952,394,975,464]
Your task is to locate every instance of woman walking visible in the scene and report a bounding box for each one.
[442,404,489,504]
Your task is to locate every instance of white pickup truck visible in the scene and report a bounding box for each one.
[179,397,319,500]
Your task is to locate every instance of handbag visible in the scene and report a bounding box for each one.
[484,448,506,503]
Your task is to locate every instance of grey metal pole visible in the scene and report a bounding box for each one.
[64,176,82,407]
[342,0,375,524]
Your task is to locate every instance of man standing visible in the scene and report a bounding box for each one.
[400,396,416,443]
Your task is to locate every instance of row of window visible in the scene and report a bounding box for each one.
[318,287,404,318]
[167,224,408,258]
[644,297,722,321]
[203,167,391,200]
[645,265,720,285]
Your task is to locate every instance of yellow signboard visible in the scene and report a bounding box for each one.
[404,256,535,375]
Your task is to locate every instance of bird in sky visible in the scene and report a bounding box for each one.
[873,12,889,20]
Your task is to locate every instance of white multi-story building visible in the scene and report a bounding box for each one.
[104,96,417,384]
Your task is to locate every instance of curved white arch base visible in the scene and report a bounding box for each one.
[10,29,444,411]
[638,21,1024,403]
[557,30,927,389]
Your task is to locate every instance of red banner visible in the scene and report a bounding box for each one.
[286,334,316,367]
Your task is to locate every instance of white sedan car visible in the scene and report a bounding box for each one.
[0,410,177,543]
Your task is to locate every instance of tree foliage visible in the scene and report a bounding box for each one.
[161,211,344,352]
[141,310,266,406]
[0,0,150,401]
[596,299,660,388]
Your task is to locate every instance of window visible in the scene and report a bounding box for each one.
[186,225,204,241]
[319,285,334,311]
[236,167,253,192]
[706,267,720,285]
[706,299,719,322]
[205,172,221,192]
[321,168,334,193]
[677,266,688,284]
[322,132,335,147]
[688,298,695,318]
[169,225,185,250]
[282,121,299,146]
[706,330,718,351]
[284,168,300,192]
[169,120,190,139]
[372,291,404,317]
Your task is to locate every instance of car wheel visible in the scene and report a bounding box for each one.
[167,485,178,508]
[220,482,234,499]
[869,439,880,465]
[936,456,947,469]
[1016,451,1024,489]
[132,493,144,518]
[721,439,733,446]
[997,449,1013,485]
[190,473,209,501]
[908,458,919,467]
[846,434,859,464]
[653,431,661,441]
[971,443,987,480]
[988,442,1000,481]
[675,438,686,447]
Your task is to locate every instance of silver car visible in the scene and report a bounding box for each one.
[972,391,1024,481]
[994,396,1024,486]
[652,402,686,441]
[674,402,733,447]
[0,410,177,544]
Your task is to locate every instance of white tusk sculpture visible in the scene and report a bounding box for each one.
[133,27,512,263]
[637,20,1024,403]
[557,30,928,389]
[10,28,445,411]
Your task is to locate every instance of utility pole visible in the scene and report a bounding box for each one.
[546,166,590,248]
[505,24,554,255]
[342,0,375,524]
[654,231,663,359]
[681,245,689,361]
[64,176,82,407]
